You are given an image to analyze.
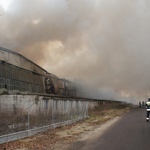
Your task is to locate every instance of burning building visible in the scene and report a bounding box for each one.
[0,47,76,96]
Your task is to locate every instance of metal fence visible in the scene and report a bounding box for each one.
[0,117,86,144]
[0,98,89,144]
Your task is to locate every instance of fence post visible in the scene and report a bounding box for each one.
[28,112,30,130]
[51,99,54,124]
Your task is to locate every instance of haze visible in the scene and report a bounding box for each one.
[0,0,150,104]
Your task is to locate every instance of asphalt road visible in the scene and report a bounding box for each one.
[69,107,150,150]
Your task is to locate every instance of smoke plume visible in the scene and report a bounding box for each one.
[1,0,150,103]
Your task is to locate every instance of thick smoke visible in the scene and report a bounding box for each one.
[0,0,150,103]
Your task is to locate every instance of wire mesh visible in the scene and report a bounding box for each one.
[0,97,89,136]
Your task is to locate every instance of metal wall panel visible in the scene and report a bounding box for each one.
[0,48,46,75]
[0,62,44,93]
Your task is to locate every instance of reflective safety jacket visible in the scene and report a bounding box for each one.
[146,101,150,111]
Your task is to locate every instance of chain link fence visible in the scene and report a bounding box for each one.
[0,95,89,144]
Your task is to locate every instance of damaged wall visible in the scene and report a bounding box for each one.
[0,94,120,136]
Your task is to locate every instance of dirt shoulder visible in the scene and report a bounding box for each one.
[0,104,133,150]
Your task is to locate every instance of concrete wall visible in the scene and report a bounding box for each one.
[0,95,89,135]
[0,95,122,138]
[0,95,121,115]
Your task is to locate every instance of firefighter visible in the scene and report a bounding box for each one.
[146,98,150,121]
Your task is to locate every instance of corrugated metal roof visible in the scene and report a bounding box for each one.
[0,47,48,73]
